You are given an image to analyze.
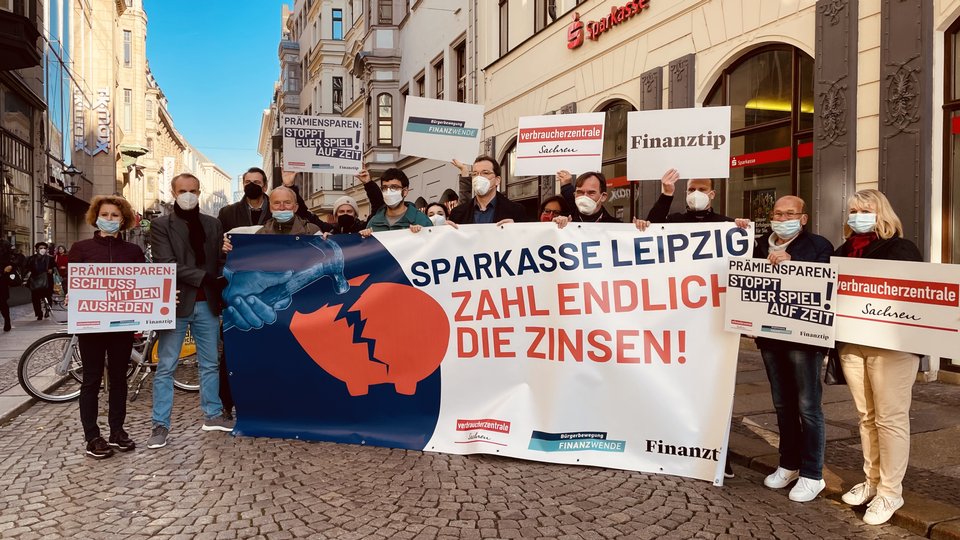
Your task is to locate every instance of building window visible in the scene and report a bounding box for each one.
[123,89,132,132]
[595,101,636,223]
[455,42,467,103]
[379,0,392,24]
[378,93,393,145]
[416,74,425,98]
[704,46,815,236]
[499,0,509,57]
[333,9,343,40]
[945,19,960,267]
[500,141,540,220]
[145,99,153,120]
[434,60,444,100]
[146,137,153,156]
[535,0,557,32]
[333,174,344,190]
[333,77,343,113]
[123,30,131,67]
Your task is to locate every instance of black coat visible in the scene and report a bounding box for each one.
[450,191,528,224]
[69,232,145,264]
[646,193,733,223]
[326,181,387,234]
[834,235,923,262]
[560,183,621,223]
[217,197,272,233]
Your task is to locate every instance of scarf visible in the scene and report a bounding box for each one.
[173,203,207,267]
[846,232,877,258]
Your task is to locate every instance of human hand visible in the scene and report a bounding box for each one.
[3,265,11,273]
[633,218,651,232]
[553,216,570,229]
[660,168,680,196]
[322,232,332,241]
[176,289,180,305]
[767,251,792,266]
[452,158,470,177]
[47,269,53,274]
[410,224,423,233]
[557,170,573,186]
[222,235,233,253]
[281,167,296,187]
[495,219,515,227]
[360,228,373,238]
[354,165,371,184]
[734,218,751,229]
[222,268,295,330]
[445,221,459,230]
[64,293,68,307]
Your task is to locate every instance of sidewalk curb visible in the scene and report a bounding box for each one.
[729,433,960,540]
[0,391,35,426]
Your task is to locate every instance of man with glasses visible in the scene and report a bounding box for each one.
[361,168,433,233]
[752,195,834,503]
[449,156,528,225]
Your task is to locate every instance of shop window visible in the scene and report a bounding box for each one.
[944,19,960,371]
[704,45,814,236]
[598,101,636,223]
[378,93,393,146]
[500,141,541,220]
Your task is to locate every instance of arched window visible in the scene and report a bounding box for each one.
[598,100,636,223]
[705,46,814,235]
[377,93,393,146]
[145,99,153,120]
[146,137,153,156]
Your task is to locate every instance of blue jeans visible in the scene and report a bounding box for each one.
[760,347,826,480]
[152,302,222,428]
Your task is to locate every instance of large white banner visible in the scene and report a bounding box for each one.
[833,257,960,357]
[68,264,177,334]
[400,96,484,162]
[281,114,364,174]
[514,113,605,176]
[627,107,732,181]
[725,258,838,347]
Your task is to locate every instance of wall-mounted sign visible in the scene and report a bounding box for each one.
[93,87,111,156]
[567,0,651,50]
[73,88,87,154]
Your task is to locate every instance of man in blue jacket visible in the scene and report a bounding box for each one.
[752,195,834,503]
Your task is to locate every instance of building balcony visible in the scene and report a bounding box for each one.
[0,9,41,71]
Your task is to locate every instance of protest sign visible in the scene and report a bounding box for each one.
[223,223,754,484]
[833,257,960,357]
[281,114,363,174]
[725,258,838,347]
[513,113,605,176]
[68,263,177,334]
[400,96,484,162]
[627,106,732,181]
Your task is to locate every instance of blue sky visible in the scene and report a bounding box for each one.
[144,0,288,197]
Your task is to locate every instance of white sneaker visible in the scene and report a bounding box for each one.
[763,467,800,489]
[863,495,904,525]
[841,482,878,506]
[788,477,826,502]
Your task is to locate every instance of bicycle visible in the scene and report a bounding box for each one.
[17,327,200,403]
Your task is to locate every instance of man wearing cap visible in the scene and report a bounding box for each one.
[280,166,382,232]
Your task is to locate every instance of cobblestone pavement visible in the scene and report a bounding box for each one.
[0,387,924,540]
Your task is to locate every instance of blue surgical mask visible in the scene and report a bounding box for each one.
[847,213,877,234]
[770,219,802,241]
[97,218,121,234]
[273,210,294,223]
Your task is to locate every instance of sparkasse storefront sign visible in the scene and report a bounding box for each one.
[567,0,651,49]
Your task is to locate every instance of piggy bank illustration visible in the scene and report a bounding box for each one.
[290,282,449,396]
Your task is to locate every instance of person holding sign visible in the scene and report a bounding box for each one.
[647,168,744,226]
[449,156,528,225]
[67,195,144,459]
[362,168,434,234]
[751,196,833,502]
[553,171,650,231]
[834,189,922,525]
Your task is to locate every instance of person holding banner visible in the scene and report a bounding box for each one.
[67,195,144,459]
[556,171,621,224]
[538,196,570,222]
[752,196,833,502]
[647,168,739,225]
[362,168,434,234]
[448,156,528,225]
[425,202,457,228]
[834,189,922,525]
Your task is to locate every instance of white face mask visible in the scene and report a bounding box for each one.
[177,192,199,211]
[686,190,710,211]
[847,213,877,234]
[575,196,599,215]
[430,214,446,226]
[473,176,492,197]
[38,248,47,256]
[383,189,404,208]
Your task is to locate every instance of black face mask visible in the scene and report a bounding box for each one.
[244,183,264,200]
[337,214,356,229]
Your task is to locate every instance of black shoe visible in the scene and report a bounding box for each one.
[108,429,136,452]
[36,316,43,321]
[85,436,115,460]
[3,320,9,332]
[724,460,734,479]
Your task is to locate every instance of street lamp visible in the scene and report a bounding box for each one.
[63,164,81,196]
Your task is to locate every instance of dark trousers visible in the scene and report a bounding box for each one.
[218,327,234,413]
[760,347,826,480]
[78,332,134,442]
[30,285,53,317]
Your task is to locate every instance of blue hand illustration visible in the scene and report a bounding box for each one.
[222,268,295,331]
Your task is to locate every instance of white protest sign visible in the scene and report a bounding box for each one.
[513,113,605,176]
[832,257,960,357]
[725,258,838,347]
[281,114,363,174]
[627,106,731,181]
[68,264,177,334]
[400,96,484,162]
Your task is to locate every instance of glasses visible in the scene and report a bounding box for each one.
[470,171,496,179]
[542,209,563,216]
[381,185,404,193]
[771,212,805,220]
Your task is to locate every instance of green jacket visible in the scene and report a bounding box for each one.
[367,202,433,231]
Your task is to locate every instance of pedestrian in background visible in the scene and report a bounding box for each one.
[54,245,69,293]
[0,240,15,332]
[68,195,144,459]
[835,189,923,525]
[25,242,55,321]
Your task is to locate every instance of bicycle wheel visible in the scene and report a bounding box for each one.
[173,352,200,391]
[18,334,83,402]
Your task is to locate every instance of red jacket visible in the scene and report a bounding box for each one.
[68,233,144,264]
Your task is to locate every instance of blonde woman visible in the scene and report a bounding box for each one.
[835,189,922,525]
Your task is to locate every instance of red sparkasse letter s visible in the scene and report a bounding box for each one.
[567,12,584,49]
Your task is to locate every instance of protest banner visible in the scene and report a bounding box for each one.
[222,223,754,484]
[513,113,605,176]
[724,258,838,347]
[281,114,363,174]
[67,263,177,334]
[626,106,732,181]
[832,257,960,357]
[400,96,484,162]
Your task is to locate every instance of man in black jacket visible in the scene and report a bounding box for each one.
[218,168,274,233]
[449,156,527,225]
[751,195,833,503]
[647,168,730,223]
[25,242,55,320]
[557,170,621,223]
